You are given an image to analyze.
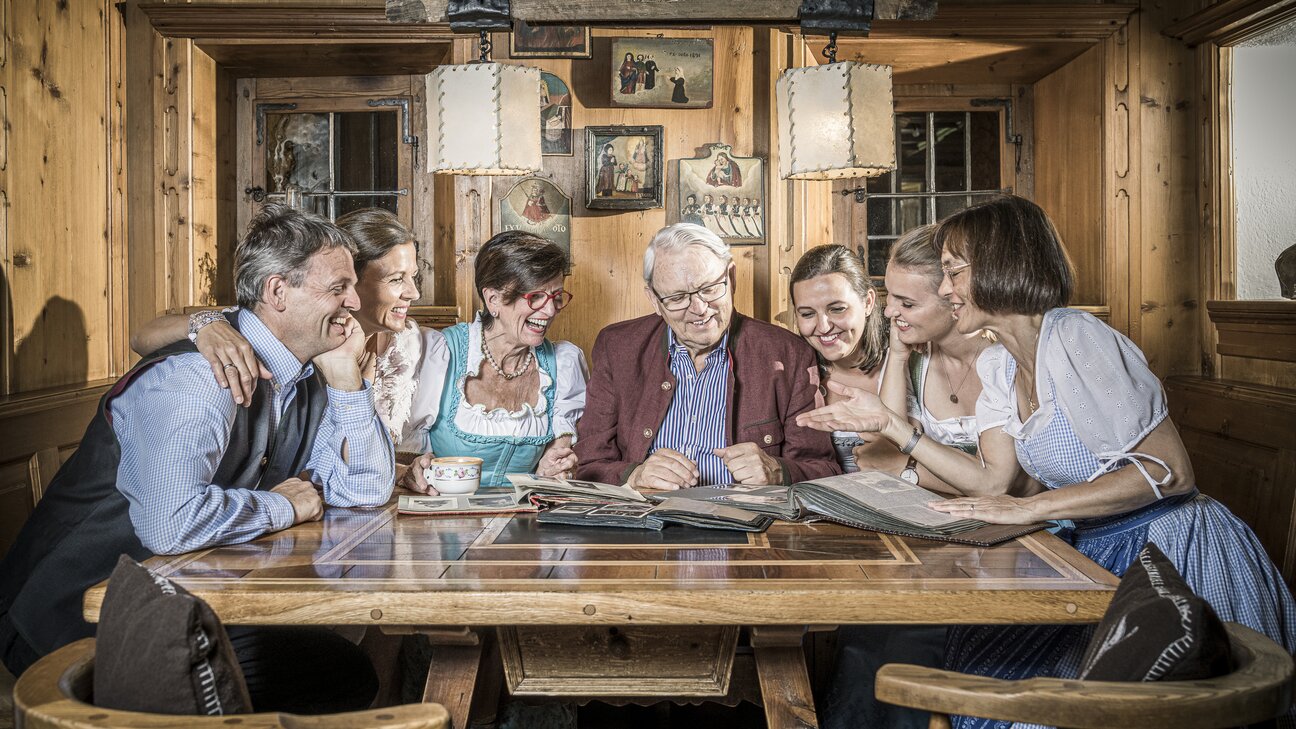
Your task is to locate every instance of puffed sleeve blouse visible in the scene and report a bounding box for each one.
[974,308,1174,496]
[397,318,589,452]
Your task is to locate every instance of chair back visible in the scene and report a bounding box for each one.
[875,622,1294,729]
[14,638,450,729]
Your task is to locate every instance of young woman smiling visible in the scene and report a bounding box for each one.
[788,244,889,473]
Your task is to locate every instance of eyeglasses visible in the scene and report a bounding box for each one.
[941,262,971,279]
[519,289,574,311]
[653,274,729,312]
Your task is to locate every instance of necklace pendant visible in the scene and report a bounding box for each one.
[949,393,959,404]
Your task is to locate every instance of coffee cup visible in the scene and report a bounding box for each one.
[423,456,484,495]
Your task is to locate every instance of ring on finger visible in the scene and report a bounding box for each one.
[223,363,238,370]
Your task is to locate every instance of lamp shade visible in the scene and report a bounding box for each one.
[776,61,896,180]
[426,62,542,175]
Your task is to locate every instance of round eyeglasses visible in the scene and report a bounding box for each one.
[519,289,574,311]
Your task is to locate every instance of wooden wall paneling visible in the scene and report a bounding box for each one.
[127,1,166,351]
[6,0,120,391]
[1104,22,1134,344]
[1167,376,1296,586]
[1218,357,1296,390]
[162,37,195,318]
[1133,0,1200,378]
[1011,83,1035,200]
[1196,43,1230,380]
[1033,44,1105,310]
[192,48,220,307]
[213,65,238,306]
[109,2,129,377]
[408,75,441,305]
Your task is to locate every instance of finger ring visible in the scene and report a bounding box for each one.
[223,363,238,370]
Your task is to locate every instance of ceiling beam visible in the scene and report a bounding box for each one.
[387,0,934,25]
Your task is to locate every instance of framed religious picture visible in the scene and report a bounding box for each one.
[539,72,572,156]
[676,143,765,245]
[509,21,592,59]
[585,125,664,210]
[499,177,572,255]
[610,37,713,109]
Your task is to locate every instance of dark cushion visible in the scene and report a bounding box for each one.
[1078,543,1234,682]
[93,555,252,715]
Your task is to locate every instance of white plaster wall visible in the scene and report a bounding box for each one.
[1232,41,1296,299]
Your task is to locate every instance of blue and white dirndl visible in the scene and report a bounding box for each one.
[946,356,1296,729]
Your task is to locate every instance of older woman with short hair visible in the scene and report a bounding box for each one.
[399,231,586,490]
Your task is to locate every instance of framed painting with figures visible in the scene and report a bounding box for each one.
[499,177,572,256]
[585,126,664,210]
[676,143,765,245]
[540,72,572,156]
[510,21,591,59]
[610,37,713,109]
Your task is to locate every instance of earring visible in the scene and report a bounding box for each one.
[490,310,498,318]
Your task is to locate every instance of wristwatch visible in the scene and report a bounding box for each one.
[900,456,920,486]
[187,309,228,342]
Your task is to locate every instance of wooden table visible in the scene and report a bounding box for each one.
[84,496,1118,729]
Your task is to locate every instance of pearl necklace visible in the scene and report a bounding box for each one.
[481,338,534,380]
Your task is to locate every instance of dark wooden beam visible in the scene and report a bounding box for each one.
[386,0,935,25]
[139,3,458,41]
[1162,0,1296,47]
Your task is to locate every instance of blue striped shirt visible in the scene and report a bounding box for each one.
[651,330,732,485]
[110,309,394,555]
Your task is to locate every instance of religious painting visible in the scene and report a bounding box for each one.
[610,37,713,109]
[509,21,592,59]
[676,143,765,245]
[499,177,572,255]
[539,72,572,156]
[585,125,664,210]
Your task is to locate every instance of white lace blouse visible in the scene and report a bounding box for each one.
[397,318,589,452]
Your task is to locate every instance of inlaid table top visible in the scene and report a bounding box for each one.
[84,494,1118,627]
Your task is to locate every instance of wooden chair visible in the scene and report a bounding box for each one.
[13,638,450,729]
[875,623,1294,729]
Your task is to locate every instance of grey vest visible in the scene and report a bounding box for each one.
[0,314,327,657]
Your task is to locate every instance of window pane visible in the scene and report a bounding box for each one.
[264,113,331,193]
[337,195,399,217]
[933,112,967,192]
[266,193,329,218]
[970,111,1001,191]
[899,196,926,231]
[866,170,892,194]
[896,113,928,194]
[334,111,399,192]
[867,199,894,237]
[936,194,971,222]
[867,240,892,277]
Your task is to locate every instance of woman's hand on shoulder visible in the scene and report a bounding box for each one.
[196,320,270,407]
[397,452,440,495]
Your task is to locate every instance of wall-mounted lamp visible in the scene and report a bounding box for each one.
[776,1,899,180]
[426,2,542,175]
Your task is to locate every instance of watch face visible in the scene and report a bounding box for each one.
[900,467,919,485]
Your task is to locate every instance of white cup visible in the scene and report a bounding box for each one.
[423,456,484,495]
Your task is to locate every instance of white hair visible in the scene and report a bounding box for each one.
[642,223,733,286]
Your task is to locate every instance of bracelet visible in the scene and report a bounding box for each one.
[187,309,228,342]
[898,426,923,455]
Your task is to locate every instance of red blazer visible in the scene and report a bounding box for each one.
[574,312,841,485]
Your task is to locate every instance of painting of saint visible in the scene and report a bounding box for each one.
[676,143,765,244]
[586,126,664,210]
[510,22,591,58]
[539,72,572,156]
[610,38,712,109]
[499,177,571,255]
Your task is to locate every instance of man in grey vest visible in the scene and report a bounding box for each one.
[0,204,394,711]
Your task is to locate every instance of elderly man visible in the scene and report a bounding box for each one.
[0,204,393,711]
[575,223,839,489]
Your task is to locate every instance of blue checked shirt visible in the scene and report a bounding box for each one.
[110,309,394,555]
[650,329,732,485]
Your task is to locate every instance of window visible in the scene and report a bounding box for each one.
[1230,18,1296,300]
[856,110,1007,276]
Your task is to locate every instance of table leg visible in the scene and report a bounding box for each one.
[751,626,819,729]
[420,632,484,729]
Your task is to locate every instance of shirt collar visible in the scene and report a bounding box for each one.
[666,327,730,364]
[236,308,315,391]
